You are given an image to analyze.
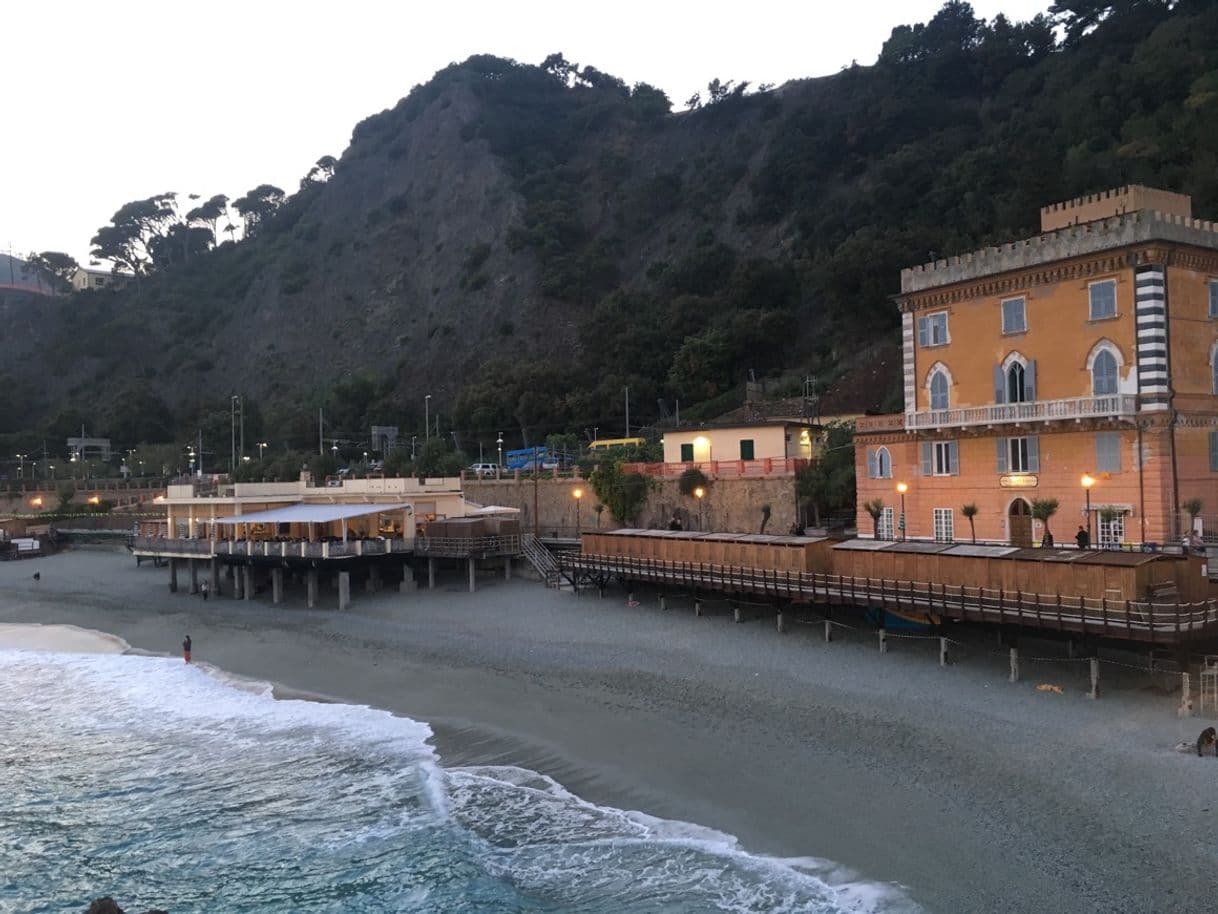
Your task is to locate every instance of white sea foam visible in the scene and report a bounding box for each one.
[1,647,920,913]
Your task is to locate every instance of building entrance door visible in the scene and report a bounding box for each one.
[1009,498,1033,547]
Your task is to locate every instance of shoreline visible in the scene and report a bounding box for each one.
[3,548,1216,912]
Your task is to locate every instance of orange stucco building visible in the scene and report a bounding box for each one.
[855,186,1218,548]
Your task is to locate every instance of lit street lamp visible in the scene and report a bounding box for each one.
[694,485,706,530]
[15,453,25,479]
[1081,473,1096,546]
[497,432,504,476]
[572,487,583,535]
[257,441,268,460]
[896,482,908,541]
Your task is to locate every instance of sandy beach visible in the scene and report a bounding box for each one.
[3,547,1215,912]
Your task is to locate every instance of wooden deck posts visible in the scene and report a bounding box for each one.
[272,567,284,605]
[233,565,244,599]
[733,603,742,624]
[659,594,667,610]
[468,557,476,593]
[428,558,436,589]
[400,564,417,593]
[189,559,199,594]
[338,571,351,611]
[1088,657,1100,699]
[940,637,949,667]
[824,619,832,642]
[695,599,702,617]
[210,559,220,598]
[504,557,512,581]
[168,558,178,593]
[1179,672,1193,717]
[1009,647,1020,682]
[306,569,319,608]
[879,628,887,654]
[243,566,253,602]
[776,608,785,633]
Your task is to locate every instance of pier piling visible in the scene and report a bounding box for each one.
[307,569,319,608]
[272,568,284,605]
[776,610,785,634]
[468,557,476,593]
[694,599,702,617]
[1179,672,1193,717]
[940,637,949,667]
[824,619,832,642]
[210,559,220,598]
[1088,657,1100,699]
[243,566,253,602]
[189,560,199,595]
[733,604,742,624]
[338,571,351,611]
[168,558,178,594]
[1009,647,1019,682]
[879,628,887,654]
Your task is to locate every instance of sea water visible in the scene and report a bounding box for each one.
[0,649,917,913]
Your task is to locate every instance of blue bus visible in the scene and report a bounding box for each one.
[504,446,551,470]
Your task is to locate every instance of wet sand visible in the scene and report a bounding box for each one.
[2,548,1214,913]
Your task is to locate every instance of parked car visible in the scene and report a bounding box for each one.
[469,463,499,477]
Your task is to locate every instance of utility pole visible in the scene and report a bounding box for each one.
[197,429,203,477]
[318,408,324,456]
[239,394,245,464]
[625,386,630,437]
[533,444,540,536]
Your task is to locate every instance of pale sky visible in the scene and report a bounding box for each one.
[1,0,1050,264]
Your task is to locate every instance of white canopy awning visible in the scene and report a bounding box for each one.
[467,505,522,515]
[212,503,414,525]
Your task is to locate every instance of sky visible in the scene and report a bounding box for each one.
[1,0,1051,265]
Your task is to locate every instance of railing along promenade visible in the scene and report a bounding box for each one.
[131,534,523,561]
[564,552,1218,645]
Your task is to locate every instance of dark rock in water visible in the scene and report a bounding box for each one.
[85,899,167,914]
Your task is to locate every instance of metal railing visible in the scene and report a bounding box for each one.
[129,535,416,559]
[565,552,1218,644]
[622,458,809,479]
[905,394,1137,431]
[415,534,521,557]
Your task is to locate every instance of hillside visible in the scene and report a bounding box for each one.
[3,0,1216,458]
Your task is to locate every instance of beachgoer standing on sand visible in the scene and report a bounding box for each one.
[200,579,209,601]
[183,635,192,663]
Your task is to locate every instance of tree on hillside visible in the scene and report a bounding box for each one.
[26,251,78,290]
[90,193,180,277]
[233,184,286,238]
[300,155,338,189]
[186,194,229,244]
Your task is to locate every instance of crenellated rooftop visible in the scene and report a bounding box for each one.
[900,209,1218,294]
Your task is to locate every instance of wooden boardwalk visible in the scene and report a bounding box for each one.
[563,552,1218,646]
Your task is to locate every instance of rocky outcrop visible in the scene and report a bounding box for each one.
[86,898,167,914]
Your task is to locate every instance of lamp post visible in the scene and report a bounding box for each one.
[257,441,267,461]
[15,453,25,479]
[230,394,239,475]
[411,436,417,461]
[694,485,706,530]
[572,487,583,535]
[425,395,432,441]
[1081,473,1096,546]
[497,432,503,477]
[896,482,908,541]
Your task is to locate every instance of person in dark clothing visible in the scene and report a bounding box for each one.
[1041,530,1054,548]
[200,580,209,601]
[668,515,682,531]
[183,635,192,663]
[1075,525,1090,549]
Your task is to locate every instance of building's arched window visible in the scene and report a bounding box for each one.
[876,446,891,478]
[930,371,949,410]
[1092,349,1118,396]
[1007,362,1026,403]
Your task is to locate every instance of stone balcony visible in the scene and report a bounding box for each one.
[905,394,1138,431]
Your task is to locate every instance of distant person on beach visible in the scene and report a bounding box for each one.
[32,572,40,581]
[183,635,192,663]
[200,580,210,601]
[668,515,682,531]
[1075,526,1090,549]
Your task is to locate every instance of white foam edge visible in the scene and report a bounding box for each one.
[0,622,131,654]
[449,764,920,913]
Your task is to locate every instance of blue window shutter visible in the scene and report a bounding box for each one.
[867,448,877,478]
[993,364,1006,404]
[996,438,1008,473]
[920,442,933,475]
[918,317,929,347]
[1210,432,1218,472]
[948,440,960,475]
[1025,360,1036,402]
[1028,436,1040,473]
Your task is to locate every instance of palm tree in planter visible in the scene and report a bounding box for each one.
[1032,498,1059,547]
[1183,497,1203,540]
[864,498,885,539]
[961,503,978,544]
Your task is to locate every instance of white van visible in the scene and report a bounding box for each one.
[469,463,499,478]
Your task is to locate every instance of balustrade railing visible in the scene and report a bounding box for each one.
[906,394,1137,431]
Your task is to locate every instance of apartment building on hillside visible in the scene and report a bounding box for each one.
[855,186,1218,547]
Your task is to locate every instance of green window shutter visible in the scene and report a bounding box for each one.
[1210,432,1218,472]
[680,443,694,462]
[996,438,1008,473]
[920,442,933,475]
[1027,436,1040,473]
[948,440,960,475]
[740,439,755,460]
